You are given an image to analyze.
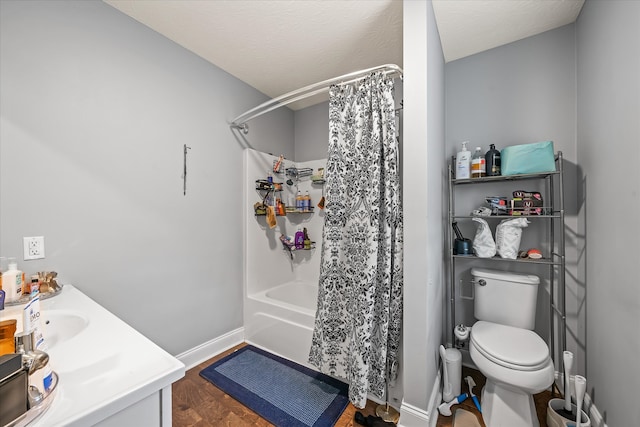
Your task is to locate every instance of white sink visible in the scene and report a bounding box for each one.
[1,286,185,426]
[41,310,89,349]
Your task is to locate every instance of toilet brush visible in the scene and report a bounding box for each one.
[574,375,587,427]
[556,351,575,419]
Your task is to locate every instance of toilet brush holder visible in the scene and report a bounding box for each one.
[442,347,462,401]
[547,398,591,427]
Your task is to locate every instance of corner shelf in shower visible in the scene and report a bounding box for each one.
[255,186,283,192]
[254,209,314,216]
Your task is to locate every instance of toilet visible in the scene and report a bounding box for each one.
[468,268,554,427]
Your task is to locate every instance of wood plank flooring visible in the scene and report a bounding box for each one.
[172,343,380,427]
[172,342,553,427]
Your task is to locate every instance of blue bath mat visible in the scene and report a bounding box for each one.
[200,345,349,427]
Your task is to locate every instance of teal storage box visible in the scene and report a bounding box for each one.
[501,141,556,175]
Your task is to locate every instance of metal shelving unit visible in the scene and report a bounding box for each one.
[447,151,566,373]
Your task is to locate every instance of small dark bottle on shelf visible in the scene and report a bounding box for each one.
[485,144,501,176]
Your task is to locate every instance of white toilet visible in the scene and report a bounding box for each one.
[468,268,554,427]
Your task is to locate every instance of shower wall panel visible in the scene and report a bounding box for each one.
[244,149,326,297]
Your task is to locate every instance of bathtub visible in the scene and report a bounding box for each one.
[244,280,318,367]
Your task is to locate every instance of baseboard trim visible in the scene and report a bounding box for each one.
[428,369,442,427]
[175,327,245,370]
[399,372,439,427]
[555,372,609,427]
[398,401,430,427]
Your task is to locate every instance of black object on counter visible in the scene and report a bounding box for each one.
[0,354,28,426]
[452,222,473,255]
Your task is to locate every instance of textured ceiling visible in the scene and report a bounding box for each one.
[104,0,403,110]
[104,0,584,111]
[433,0,585,62]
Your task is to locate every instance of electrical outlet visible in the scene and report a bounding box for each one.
[23,236,45,260]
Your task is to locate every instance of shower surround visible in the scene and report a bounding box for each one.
[243,148,326,366]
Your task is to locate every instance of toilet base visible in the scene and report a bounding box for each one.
[482,379,540,427]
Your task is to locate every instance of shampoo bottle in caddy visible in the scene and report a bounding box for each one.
[304,190,311,211]
[295,228,305,250]
[456,141,471,179]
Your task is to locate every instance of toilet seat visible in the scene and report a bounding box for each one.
[471,321,550,371]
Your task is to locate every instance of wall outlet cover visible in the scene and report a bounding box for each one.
[23,236,45,260]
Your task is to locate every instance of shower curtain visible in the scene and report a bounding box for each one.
[309,71,403,408]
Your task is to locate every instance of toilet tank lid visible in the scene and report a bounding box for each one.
[471,268,540,285]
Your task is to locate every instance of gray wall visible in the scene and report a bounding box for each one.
[444,24,579,368]
[444,2,640,424]
[294,102,329,162]
[0,0,294,355]
[576,1,640,425]
[424,0,446,416]
[401,1,445,422]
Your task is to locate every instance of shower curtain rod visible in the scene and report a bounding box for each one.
[230,63,403,133]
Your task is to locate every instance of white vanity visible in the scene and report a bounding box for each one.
[1,285,185,426]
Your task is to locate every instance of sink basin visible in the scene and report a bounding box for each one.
[1,285,184,427]
[42,310,89,349]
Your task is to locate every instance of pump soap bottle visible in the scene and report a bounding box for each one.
[456,141,471,179]
[2,258,24,303]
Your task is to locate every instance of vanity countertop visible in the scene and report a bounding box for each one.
[2,285,185,426]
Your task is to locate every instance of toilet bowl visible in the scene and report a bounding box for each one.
[470,321,554,427]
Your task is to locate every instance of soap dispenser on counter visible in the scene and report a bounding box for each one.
[1,257,24,303]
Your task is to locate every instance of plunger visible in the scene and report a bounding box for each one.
[574,375,587,427]
[556,351,575,420]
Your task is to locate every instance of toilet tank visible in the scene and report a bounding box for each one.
[471,268,540,330]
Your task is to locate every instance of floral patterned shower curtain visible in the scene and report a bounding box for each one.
[308,72,403,408]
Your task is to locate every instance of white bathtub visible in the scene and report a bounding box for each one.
[244,280,318,367]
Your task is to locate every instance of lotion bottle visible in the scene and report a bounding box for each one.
[456,141,471,179]
[2,258,24,303]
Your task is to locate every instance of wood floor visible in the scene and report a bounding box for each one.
[172,343,380,427]
[172,342,553,427]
